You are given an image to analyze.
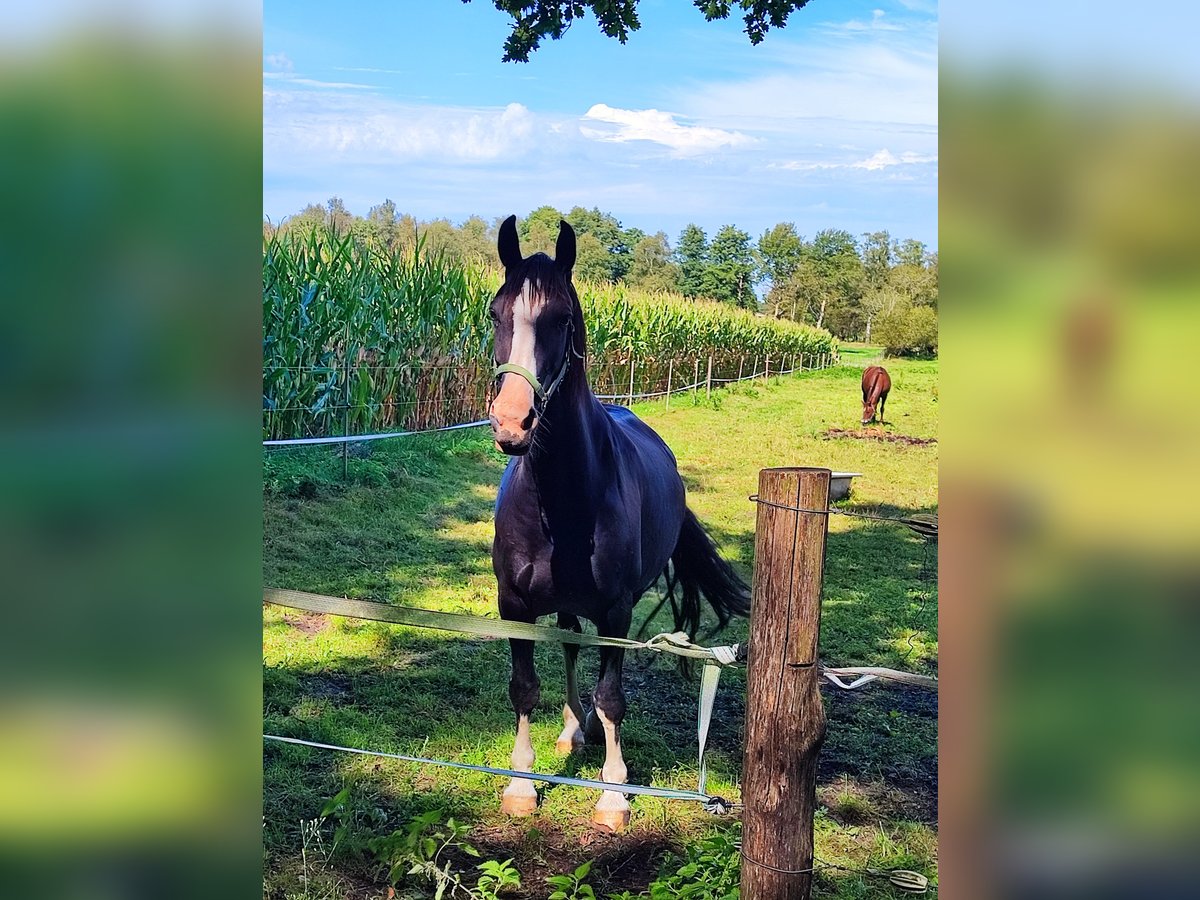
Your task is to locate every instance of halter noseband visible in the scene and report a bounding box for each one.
[493,319,582,411]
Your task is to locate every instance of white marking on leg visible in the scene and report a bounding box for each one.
[556,649,586,755]
[502,714,538,813]
[556,704,585,754]
[593,707,630,822]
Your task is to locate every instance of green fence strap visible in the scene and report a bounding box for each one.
[264,588,737,664]
[696,662,722,797]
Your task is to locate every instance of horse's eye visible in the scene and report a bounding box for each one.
[559,315,571,328]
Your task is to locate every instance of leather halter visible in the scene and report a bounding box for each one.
[493,318,581,411]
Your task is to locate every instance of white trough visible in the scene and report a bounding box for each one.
[830,472,862,502]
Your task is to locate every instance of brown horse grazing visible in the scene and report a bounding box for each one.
[862,365,891,425]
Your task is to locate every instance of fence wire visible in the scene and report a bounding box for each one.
[265,355,831,448]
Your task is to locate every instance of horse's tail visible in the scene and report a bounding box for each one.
[661,506,751,640]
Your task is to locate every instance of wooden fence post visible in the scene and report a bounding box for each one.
[693,358,700,403]
[706,355,713,400]
[741,467,830,900]
[738,355,745,383]
[765,354,771,383]
[665,358,673,411]
[628,357,636,405]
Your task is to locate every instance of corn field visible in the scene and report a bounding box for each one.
[263,228,838,440]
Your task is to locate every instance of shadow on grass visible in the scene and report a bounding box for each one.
[263,431,938,897]
[263,432,506,602]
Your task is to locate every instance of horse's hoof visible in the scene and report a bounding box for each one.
[591,806,631,832]
[555,733,585,756]
[501,793,538,816]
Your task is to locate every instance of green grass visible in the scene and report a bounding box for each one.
[263,351,938,899]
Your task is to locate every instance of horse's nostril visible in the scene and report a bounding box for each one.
[520,409,536,430]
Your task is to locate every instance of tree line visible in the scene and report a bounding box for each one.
[265,198,938,355]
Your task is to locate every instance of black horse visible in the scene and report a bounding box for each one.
[487,216,749,830]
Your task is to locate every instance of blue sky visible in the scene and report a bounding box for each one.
[264,0,938,248]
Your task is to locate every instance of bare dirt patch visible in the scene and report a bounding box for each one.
[822,427,937,446]
[283,611,330,635]
[466,822,680,898]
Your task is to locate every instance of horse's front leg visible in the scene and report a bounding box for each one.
[501,637,540,816]
[586,606,632,831]
[556,614,586,756]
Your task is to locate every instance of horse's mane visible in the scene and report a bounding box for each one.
[501,253,564,296]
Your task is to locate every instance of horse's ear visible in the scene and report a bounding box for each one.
[555,220,576,274]
[497,215,522,270]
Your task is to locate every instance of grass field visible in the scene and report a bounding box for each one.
[263,346,938,899]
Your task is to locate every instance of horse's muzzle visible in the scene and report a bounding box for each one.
[490,383,538,455]
[489,410,537,455]
[493,427,533,455]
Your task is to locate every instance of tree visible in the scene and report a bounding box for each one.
[367,199,401,249]
[756,222,804,291]
[874,297,938,358]
[463,0,815,63]
[288,202,327,233]
[768,264,835,329]
[707,224,756,308]
[860,286,905,344]
[519,205,564,255]
[807,228,864,333]
[627,232,680,293]
[860,230,893,292]
[456,215,496,266]
[565,206,632,281]
[574,232,614,283]
[896,237,928,268]
[395,214,419,256]
[418,218,458,257]
[675,224,710,298]
[326,196,353,234]
[889,262,938,307]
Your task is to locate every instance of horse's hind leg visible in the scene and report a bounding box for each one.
[555,614,586,756]
[501,637,540,816]
[587,607,632,831]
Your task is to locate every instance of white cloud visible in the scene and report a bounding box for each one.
[264,72,377,90]
[580,104,753,156]
[264,86,538,164]
[265,52,293,72]
[852,148,937,169]
[771,148,937,172]
[837,9,905,32]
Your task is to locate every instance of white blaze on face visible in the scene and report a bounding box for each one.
[502,279,539,405]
